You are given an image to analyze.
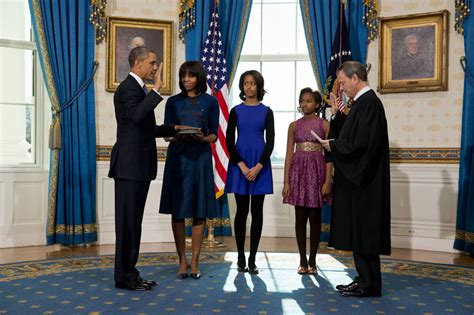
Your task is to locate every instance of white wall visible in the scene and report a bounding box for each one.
[94,162,460,253]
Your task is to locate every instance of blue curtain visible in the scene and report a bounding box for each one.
[184,0,252,237]
[299,0,367,88]
[29,0,97,245]
[299,0,368,242]
[454,10,474,255]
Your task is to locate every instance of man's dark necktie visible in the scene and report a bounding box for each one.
[142,84,148,94]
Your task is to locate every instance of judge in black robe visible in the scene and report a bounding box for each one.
[320,61,391,297]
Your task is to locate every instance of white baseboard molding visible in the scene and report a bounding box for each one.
[391,235,458,253]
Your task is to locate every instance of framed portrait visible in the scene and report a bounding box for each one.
[106,17,173,94]
[378,10,448,94]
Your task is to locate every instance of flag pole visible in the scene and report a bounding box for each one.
[202,0,227,250]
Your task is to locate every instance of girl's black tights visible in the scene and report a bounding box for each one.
[234,194,265,268]
[295,206,322,267]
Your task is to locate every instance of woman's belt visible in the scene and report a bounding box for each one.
[295,141,323,152]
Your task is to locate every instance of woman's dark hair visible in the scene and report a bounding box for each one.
[297,87,322,113]
[178,61,208,94]
[238,70,267,101]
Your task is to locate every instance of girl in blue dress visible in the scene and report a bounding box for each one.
[226,70,274,274]
[159,61,219,279]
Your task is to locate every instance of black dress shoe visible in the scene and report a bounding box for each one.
[115,280,151,291]
[336,282,358,292]
[340,288,381,297]
[138,277,157,287]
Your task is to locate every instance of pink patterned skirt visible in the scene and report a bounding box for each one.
[283,150,330,208]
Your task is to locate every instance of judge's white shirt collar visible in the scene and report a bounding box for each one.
[353,85,371,102]
[129,72,145,88]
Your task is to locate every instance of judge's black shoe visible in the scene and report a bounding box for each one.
[138,277,157,287]
[340,288,381,297]
[336,281,358,292]
[115,280,151,291]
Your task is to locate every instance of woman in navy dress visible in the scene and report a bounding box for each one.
[159,61,219,279]
[226,70,274,274]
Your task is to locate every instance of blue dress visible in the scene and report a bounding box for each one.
[159,93,219,219]
[225,103,274,195]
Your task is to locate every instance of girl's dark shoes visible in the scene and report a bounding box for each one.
[237,256,248,272]
[248,258,259,274]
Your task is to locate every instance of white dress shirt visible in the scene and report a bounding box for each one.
[353,85,371,102]
[129,72,160,95]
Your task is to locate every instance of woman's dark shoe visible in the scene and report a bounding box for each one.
[176,272,188,279]
[190,272,201,279]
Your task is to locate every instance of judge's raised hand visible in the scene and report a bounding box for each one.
[329,92,338,116]
[153,62,163,91]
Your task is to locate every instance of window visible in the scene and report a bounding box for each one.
[0,0,42,167]
[230,0,318,164]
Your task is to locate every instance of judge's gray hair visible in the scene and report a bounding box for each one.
[337,61,368,82]
[128,46,155,68]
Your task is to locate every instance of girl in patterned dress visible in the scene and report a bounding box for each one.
[283,88,333,274]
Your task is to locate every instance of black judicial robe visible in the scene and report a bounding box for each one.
[328,90,391,255]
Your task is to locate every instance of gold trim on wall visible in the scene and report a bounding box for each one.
[97,145,168,162]
[106,16,174,94]
[96,146,460,164]
[389,147,459,164]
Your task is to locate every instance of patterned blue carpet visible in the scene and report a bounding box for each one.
[0,252,473,314]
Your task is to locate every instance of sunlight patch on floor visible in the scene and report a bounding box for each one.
[222,252,354,293]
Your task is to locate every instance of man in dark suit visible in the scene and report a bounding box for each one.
[319,61,391,297]
[109,46,178,291]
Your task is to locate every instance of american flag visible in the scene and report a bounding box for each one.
[200,11,230,198]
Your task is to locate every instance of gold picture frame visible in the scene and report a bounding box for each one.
[106,17,173,94]
[378,10,448,94]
